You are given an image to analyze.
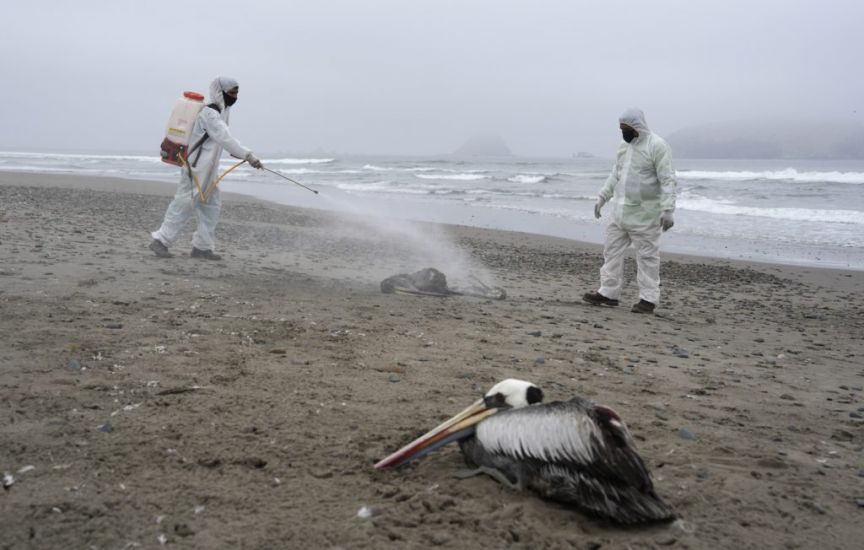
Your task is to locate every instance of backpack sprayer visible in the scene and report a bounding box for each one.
[160,91,318,200]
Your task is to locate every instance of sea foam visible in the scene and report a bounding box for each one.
[507,174,548,184]
[267,158,335,164]
[415,173,488,181]
[0,151,162,163]
[678,197,864,224]
[677,169,864,185]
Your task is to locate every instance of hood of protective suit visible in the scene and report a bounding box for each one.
[619,108,650,133]
[209,76,239,112]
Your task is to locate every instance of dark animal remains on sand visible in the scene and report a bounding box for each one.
[380,267,506,299]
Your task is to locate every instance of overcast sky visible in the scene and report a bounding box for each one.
[3,0,862,157]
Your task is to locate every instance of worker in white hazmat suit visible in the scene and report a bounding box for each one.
[150,76,263,260]
[583,108,676,314]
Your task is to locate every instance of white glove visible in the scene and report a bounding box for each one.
[245,152,263,169]
[594,197,606,219]
[660,210,675,231]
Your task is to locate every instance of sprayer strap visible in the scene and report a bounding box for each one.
[188,105,224,167]
[187,133,209,167]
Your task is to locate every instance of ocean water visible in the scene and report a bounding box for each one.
[1,150,862,270]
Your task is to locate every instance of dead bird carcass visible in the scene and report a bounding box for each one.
[380,267,505,299]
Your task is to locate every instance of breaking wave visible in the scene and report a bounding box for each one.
[678,197,863,224]
[267,158,334,164]
[363,164,437,172]
[0,151,162,163]
[507,174,548,184]
[677,169,864,185]
[415,173,489,181]
[336,181,429,194]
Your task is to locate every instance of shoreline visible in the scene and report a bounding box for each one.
[2,170,861,288]
[5,165,864,273]
[2,171,863,549]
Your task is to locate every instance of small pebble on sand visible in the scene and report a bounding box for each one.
[678,428,697,440]
[672,347,690,358]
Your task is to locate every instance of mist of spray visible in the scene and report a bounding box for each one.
[314,191,498,288]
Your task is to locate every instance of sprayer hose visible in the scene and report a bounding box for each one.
[178,152,246,204]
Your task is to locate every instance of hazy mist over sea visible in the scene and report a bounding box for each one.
[2,1,863,158]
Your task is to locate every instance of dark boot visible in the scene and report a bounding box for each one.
[149,239,172,258]
[631,299,656,314]
[582,291,619,307]
[191,247,222,261]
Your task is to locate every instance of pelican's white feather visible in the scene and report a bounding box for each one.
[476,403,603,464]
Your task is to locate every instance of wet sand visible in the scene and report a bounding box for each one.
[1,171,862,549]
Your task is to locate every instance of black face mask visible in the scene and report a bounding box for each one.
[622,127,638,143]
[223,92,238,107]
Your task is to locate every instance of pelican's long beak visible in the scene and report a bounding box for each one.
[374,398,499,469]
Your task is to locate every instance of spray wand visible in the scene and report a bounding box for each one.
[261,166,319,194]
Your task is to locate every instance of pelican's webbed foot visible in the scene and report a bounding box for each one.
[454,467,523,491]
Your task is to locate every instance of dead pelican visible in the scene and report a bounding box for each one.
[380,267,506,299]
[375,379,674,524]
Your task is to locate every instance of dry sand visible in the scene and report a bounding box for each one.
[1,171,862,549]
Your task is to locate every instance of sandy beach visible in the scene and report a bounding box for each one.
[1,171,862,549]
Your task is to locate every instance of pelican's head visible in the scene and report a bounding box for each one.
[483,378,544,410]
[374,379,543,469]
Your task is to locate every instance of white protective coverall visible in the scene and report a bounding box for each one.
[595,108,677,304]
[151,77,251,252]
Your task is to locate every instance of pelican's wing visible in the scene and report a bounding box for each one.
[472,399,673,523]
[476,399,598,462]
[475,399,653,490]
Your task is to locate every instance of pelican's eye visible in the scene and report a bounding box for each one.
[484,393,508,409]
